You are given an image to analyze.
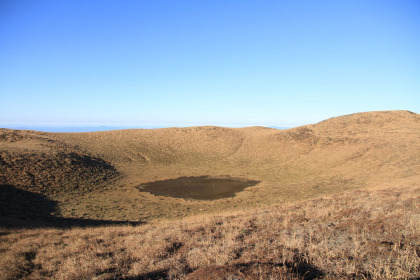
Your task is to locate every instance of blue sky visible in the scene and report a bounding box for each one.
[1,0,419,129]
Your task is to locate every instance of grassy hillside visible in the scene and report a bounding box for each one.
[1,110,419,222]
[1,186,418,279]
[0,110,419,279]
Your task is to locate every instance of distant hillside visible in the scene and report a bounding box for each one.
[0,110,419,222]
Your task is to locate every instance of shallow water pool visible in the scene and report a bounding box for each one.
[137,176,259,200]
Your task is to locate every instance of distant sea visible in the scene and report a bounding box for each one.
[1,125,291,133]
[1,126,165,133]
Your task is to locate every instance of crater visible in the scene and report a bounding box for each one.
[137,176,260,200]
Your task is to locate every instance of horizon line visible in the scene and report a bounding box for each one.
[0,124,297,133]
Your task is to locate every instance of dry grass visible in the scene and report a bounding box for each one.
[1,110,419,279]
[1,186,418,280]
[1,110,419,222]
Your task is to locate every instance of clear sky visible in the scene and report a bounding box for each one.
[1,0,419,129]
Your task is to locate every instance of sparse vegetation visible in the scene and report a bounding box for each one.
[0,187,418,279]
[0,111,419,279]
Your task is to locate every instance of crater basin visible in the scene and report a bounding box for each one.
[137,176,259,200]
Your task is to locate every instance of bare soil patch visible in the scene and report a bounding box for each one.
[137,176,260,200]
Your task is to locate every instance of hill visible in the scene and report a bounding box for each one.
[1,110,419,222]
[0,110,419,279]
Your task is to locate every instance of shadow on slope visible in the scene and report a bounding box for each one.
[124,260,324,280]
[0,151,119,195]
[0,185,143,229]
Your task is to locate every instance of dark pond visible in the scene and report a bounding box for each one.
[137,176,259,200]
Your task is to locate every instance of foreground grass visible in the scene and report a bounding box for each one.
[1,186,419,280]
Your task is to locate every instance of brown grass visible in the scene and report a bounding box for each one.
[1,110,419,279]
[1,110,419,222]
[1,186,418,279]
